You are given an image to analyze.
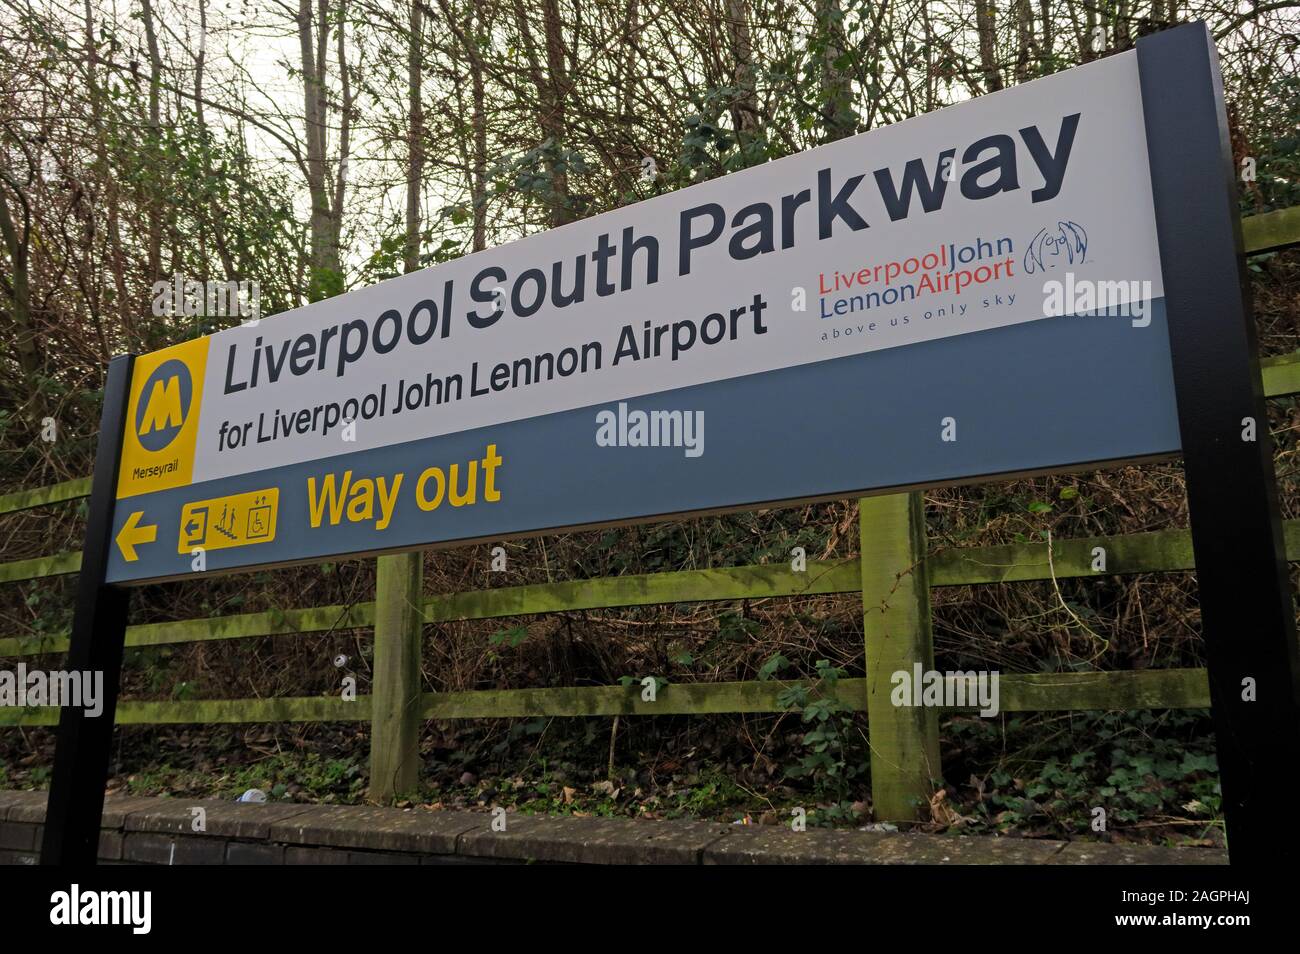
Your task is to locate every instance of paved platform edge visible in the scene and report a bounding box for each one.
[0,791,1229,865]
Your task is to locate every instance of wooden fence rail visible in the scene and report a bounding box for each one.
[1,206,1296,814]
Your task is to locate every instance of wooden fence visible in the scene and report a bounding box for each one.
[2,206,1298,818]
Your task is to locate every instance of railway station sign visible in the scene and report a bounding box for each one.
[105,48,1178,583]
[44,23,1300,869]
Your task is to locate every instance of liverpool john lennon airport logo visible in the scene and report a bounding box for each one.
[1022,220,1088,274]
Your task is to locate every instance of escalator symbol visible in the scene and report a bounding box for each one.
[213,502,239,540]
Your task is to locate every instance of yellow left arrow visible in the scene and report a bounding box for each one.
[115,510,157,562]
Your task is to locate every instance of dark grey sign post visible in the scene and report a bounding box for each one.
[40,354,135,864]
[1137,23,1300,865]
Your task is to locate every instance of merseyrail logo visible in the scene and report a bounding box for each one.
[117,338,209,499]
[135,359,192,451]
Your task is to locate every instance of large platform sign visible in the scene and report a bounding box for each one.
[106,49,1177,583]
[48,24,1300,866]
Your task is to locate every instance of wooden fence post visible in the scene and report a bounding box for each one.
[370,551,424,802]
[859,492,941,822]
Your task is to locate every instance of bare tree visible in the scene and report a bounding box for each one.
[297,0,351,298]
[975,0,1003,92]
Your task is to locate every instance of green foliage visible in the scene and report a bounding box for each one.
[121,752,367,803]
[123,114,302,339]
[1240,74,1300,215]
[12,579,74,646]
[488,139,595,222]
[777,659,863,823]
[668,768,751,817]
[308,265,346,303]
[616,675,668,695]
[757,653,791,681]
[357,228,410,285]
[946,709,1222,842]
[488,625,529,649]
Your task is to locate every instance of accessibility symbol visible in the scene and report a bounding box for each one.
[247,495,273,540]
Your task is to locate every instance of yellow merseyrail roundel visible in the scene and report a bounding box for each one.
[178,488,278,554]
[117,337,210,499]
